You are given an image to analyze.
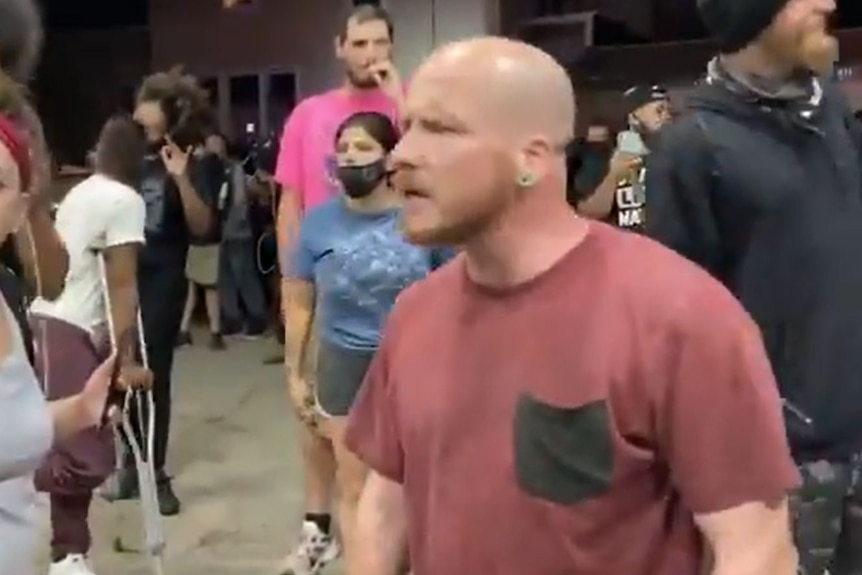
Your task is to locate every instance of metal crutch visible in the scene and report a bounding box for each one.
[98,252,166,575]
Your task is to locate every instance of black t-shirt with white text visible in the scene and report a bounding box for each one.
[138,153,220,265]
[608,162,647,232]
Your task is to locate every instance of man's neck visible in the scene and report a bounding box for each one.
[463,198,588,290]
[340,81,379,97]
[719,51,808,98]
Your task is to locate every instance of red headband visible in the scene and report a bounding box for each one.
[0,113,32,193]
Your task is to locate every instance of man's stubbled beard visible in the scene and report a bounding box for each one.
[346,69,378,90]
[764,22,838,77]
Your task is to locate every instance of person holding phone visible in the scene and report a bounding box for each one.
[100,69,219,517]
[0,71,123,575]
[576,84,671,231]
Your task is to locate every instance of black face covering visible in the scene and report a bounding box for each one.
[337,159,387,199]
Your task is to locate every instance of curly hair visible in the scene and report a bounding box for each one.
[136,67,214,149]
[0,0,42,84]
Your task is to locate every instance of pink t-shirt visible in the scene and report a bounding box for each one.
[275,88,398,213]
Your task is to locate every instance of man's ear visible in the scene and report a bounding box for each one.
[334,35,344,60]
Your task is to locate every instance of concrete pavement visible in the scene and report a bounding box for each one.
[35,333,338,575]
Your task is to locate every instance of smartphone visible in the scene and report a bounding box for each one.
[616,130,647,156]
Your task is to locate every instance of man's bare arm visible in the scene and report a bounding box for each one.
[577,169,619,219]
[352,471,408,575]
[277,186,301,254]
[278,186,302,325]
[102,243,139,359]
[578,152,643,220]
[695,499,797,575]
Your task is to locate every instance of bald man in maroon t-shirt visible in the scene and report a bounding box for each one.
[345,38,800,575]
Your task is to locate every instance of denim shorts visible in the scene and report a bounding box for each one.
[315,340,375,417]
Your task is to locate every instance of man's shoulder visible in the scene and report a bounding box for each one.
[62,174,133,209]
[288,90,341,121]
[652,111,710,157]
[600,227,746,330]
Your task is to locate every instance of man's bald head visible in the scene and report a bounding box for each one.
[416,37,575,146]
[390,37,576,247]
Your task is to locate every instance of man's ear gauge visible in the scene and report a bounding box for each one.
[518,172,536,187]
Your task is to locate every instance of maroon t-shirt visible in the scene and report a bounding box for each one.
[346,222,799,575]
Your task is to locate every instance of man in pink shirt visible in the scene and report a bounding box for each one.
[273,5,402,574]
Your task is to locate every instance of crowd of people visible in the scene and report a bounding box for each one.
[1,0,862,574]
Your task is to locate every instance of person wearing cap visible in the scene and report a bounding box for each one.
[645,0,862,572]
[576,84,671,231]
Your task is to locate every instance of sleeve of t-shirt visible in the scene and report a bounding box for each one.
[656,278,800,515]
[345,307,406,483]
[104,188,146,247]
[644,118,723,278]
[189,154,224,209]
[285,215,315,280]
[274,101,308,193]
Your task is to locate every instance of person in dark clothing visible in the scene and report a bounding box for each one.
[577,85,670,231]
[103,69,218,516]
[565,121,613,208]
[645,0,858,572]
[209,132,268,338]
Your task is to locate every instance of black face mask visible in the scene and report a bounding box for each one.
[337,159,387,199]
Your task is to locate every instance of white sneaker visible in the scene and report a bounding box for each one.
[277,520,340,575]
[48,554,96,575]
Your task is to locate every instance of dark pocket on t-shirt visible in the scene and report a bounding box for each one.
[513,394,614,505]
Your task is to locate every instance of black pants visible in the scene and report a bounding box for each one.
[793,454,862,574]
[130,254,187,471]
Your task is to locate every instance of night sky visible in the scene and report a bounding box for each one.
[40,0,147,31]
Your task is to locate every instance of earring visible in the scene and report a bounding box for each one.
[518,172,535,187]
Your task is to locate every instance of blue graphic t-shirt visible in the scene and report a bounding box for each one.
[290,198,450,350]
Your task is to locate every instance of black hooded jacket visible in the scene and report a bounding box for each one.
[646,78,862,463]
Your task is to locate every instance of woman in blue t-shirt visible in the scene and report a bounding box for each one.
[284,110,448,569]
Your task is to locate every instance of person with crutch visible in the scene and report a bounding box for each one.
[30,114,153,575]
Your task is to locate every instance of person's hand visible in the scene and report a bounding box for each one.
[160,137,191,177]
[369,60,404,102]
[288,373,318,428]
[254,169,273,185]
[609,152,641,176]
[74,354,118,429]
[118,364,153,391]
